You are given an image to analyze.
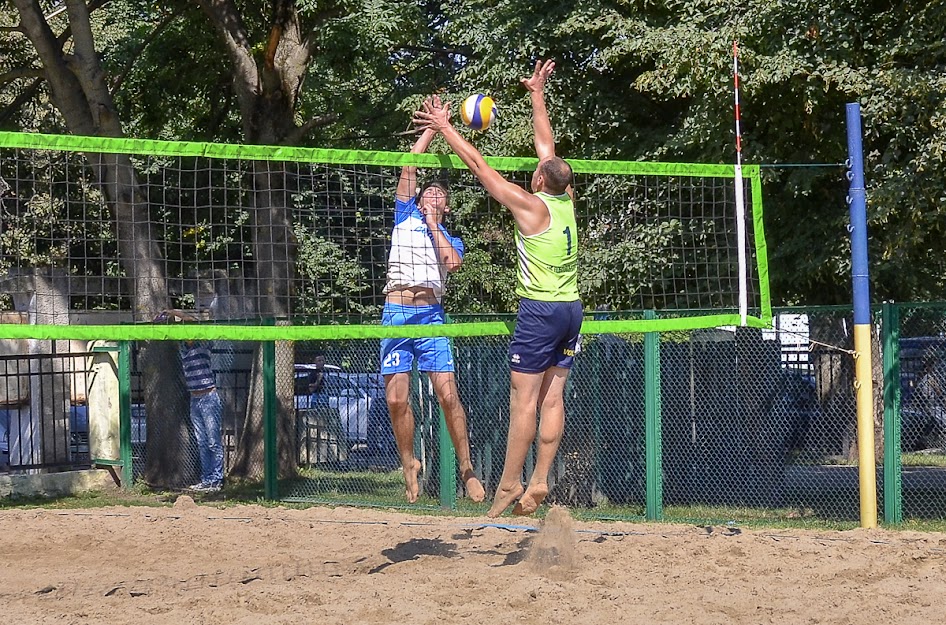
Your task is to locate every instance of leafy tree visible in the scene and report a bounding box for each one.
[1,0,433,481]
[418,0,946,306]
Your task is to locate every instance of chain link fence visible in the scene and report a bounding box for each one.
[75,303,946,524]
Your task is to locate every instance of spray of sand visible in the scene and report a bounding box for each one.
[526,505,577,577]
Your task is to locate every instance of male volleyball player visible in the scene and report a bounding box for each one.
[415,59,582,518]
[381,123,485,504]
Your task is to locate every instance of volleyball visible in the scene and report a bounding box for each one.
[460,94,497,131]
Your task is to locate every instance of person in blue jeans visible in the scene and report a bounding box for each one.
[380,121,484,504]
[164,309,224,492]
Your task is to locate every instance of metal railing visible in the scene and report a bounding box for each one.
[0,350,92,472]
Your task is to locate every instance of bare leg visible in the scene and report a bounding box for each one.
[487,370,543,517]
[514,367,569,516]
[384,372,421,503]
[427,371,485,502]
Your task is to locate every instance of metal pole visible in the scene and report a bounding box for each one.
[117,341,133,488]
[263,335,278,500]
[846,102,877,528]
[881,301,902,523]
[644,310,663,521]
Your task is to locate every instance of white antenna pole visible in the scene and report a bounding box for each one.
[733,41,749,326]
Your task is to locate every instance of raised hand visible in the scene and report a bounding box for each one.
[521,59,555,93]
[413,95,452,133]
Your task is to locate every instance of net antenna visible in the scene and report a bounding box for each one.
[733,40,749,326]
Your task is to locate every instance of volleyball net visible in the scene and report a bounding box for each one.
[0,131,770,341]
[0,130,782,511]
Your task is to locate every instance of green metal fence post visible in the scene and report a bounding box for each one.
[438,409,457,509]
[592,339,603,489]
[263,335,278,500]
[117,341,133,488]
[881,302,903,524]
[644,310,663,521]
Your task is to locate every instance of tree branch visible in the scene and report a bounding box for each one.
[283,113,340,145]
[396,43,476,58]
[110,6,189,95]
[194,0,260,124]
[0,78,43,128]
[263,0,294,71]
[0,67,44,86]
[64,0,121,134]
[54,0,112,49]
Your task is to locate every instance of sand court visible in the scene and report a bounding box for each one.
[1,501,944,624]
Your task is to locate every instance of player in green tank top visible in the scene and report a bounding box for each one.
[514,191,579,301]
[415,59,583,518]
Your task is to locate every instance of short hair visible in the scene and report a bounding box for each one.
[417,180,450,205]
[538,158,573,195]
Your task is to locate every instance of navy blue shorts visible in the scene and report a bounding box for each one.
[509,298,583,373]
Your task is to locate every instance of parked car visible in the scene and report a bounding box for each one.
[900,337,946,451]
[0,407,9,461]
[69,404,90,460]
[778,337,946,454]
[293,364,393,460]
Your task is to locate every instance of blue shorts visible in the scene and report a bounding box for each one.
[509,299,583,373]
[380,302,455,375]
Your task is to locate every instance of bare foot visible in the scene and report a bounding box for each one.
[402,459,421,503]
[512,482,549,516]
[487,482,524,518]
[462,469,485,503]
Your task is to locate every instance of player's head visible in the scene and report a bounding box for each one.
[531,157,572,195]
[417,180,450,221]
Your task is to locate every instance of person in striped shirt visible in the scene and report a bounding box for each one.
[165,309,224,492]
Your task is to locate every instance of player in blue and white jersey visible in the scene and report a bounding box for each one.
[380,125,485,504]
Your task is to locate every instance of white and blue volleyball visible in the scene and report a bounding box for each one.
[460,94,497,131]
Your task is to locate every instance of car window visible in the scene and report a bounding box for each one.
[320,376,356,397]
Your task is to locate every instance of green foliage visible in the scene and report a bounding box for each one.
[106,3,241,141]
[294,228,378,316]
[3,0,946,307]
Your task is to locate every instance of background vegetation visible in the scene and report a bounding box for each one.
[1,0,944,309]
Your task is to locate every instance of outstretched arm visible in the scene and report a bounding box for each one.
[395,126,437,201]
[521,59,556,161]
[414,96,550,235]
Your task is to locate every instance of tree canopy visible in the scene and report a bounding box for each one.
[2,0,945,306]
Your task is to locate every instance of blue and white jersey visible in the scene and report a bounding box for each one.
[384,196,464,301]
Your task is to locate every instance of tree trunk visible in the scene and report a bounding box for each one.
[197,0,309,479]
[12,1,184,483]
[229,159,298,479]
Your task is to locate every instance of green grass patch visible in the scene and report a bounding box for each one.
[3,466,946,532]
[902,452,946,467]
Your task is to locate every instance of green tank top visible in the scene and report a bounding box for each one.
[514,192,580,301]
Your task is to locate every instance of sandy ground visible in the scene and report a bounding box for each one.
[1,500,944,625]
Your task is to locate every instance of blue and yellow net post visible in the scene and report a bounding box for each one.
[846,103,877,528]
